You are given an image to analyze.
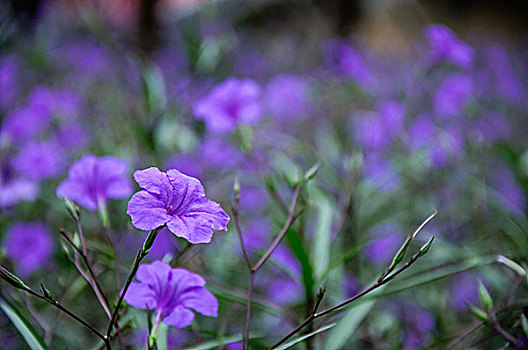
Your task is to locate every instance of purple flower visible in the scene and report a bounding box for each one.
[193,78,262,134]
[0,178,38,208]
[352,111,390,151]
[449,273,478,311]
[475,112,510,144]
[434,74,473,118]
[127,167,229,244]
[11,141,64,181]
[57,155,132,210]
[363,154,399,192]
[364,224,402,264]
[164,153,203,180]
[490,165,526,215]
[199,138,243,171]
[0,56,19,109]
[264,74,312,121]
[484,45,524,103]
[424,24,474,69]
[2,104,51,144]
[124,261,218,328]
[377,100,405,137]
[5,222,54,276]
[407,115,437,151]
[320,39,375,88]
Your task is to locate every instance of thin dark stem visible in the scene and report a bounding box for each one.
[106,227,162,339]
[231,202,252,270]
[22,287,110,348]
[244,271,255,350]
[271,250,426,349]
[490,314,522,348]
[59,228,112,319]
[253,185,303,271]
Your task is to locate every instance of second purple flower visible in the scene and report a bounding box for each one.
[127,167,229,244]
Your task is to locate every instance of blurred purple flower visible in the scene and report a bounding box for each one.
[11,141,64,181]
[193,78,263,133]
[264,74,312,121]
[430,127,464,168]
[62,41,109,76]
[234,50,270,78]
[424,24,474,69]
[352,112,390,151]
[407,115,437,151]
[364,224,401,264]
[238,185,269,214]
[199,138,243,171]
[403,309,435,349]
[363,154,399,192]
[127,167,229,244]
[2,105,51,144]
[484,45,524,103]
[434,74,473,118]
[5,222,54,276]
[476,113,510,144]
[124,261,217,328]
[164,153,203,180]
[449,273,478,311]
[490,165,526,215]
[57,155,132,210]
[265,277,302,305]
[321,39,375,87]
[28,87,84,121]
[243,216,271,252]
[56,123,89,150]
[377,100,405,137]
[0,178,38,207]
[0,56,19,109]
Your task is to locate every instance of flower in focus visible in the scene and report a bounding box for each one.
[424,24,474,69]
[5,222,54,276]
[127,167,229,244]
[193,78,262,133]
[264,74,312,121]
[56,155,132,210]
[124,261,218,328]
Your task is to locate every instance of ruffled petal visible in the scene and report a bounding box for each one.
[127,191,170,231]
[133,167,167,194]
[181,288,218,317]
[166,215,213,244]
[162,306,195,328]
[166,169,205,210]
[184,197,230,231]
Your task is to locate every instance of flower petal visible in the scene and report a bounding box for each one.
[163,306,195,328]
[181,287,218,317]
[133,167,167,194]
[127,191,170,231]
[184,197,230,231]
[136,261,172,284]
[124,281,157,310]
[166,215,213,244]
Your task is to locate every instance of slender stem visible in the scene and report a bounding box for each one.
[59,228,112,319]
[490,314,522,348]
[22,287,110,348]
[106,227,162,338]
[271,250,426,348]
[244,271,255,350]
[148,311,162,350]
[231,202,252,270]
[253,185,303,271]
[235,183,304,350]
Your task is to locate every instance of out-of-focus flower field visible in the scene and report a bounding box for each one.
[1,0,528,349]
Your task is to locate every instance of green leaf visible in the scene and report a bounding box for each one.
[312,193,334,282]
[478,280,493,313]
[0,297,49,350]
[324,288,382,350]
[521,314,528,338]
[275,322,336,350]
[465,303,489,323]
[496,255,526,277]
[286,228,315,301]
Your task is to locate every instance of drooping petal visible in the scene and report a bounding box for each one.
[166,215,214,244]
[181,288,218,317]
[96,157,132,198]
[56,179,97,210]
[163,305,195,328]
[183,197,230,231]
[124,282,157,310]
[127,191,170,231]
